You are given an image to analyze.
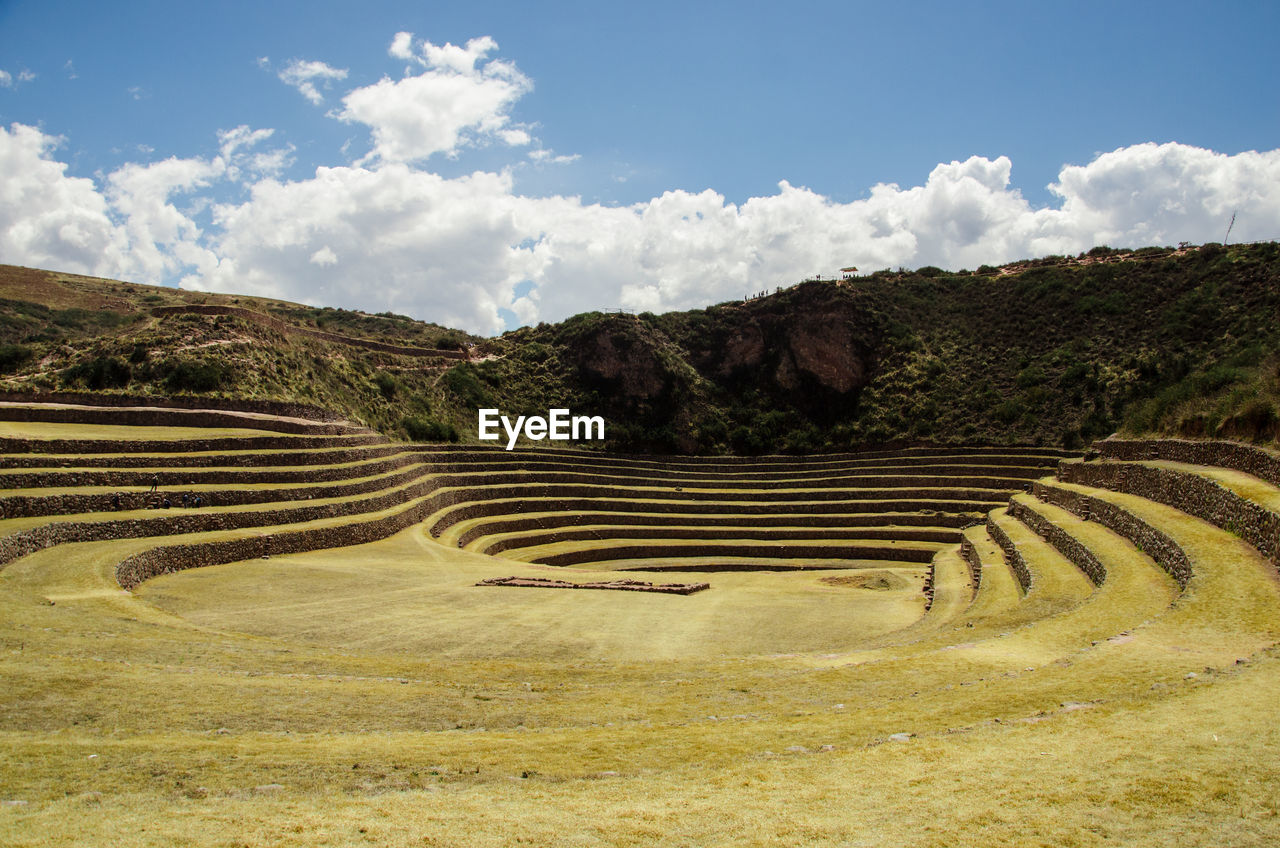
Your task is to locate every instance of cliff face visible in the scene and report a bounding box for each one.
[533,281,880,450]
[674,281,878,421]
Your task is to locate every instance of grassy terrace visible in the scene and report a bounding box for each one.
[3,406,1280,845]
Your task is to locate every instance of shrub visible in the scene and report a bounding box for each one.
[374,371,398,400]
[164,360,226,393]
[62,356,132,390]
[442,363,496,408]
[402,416,459,442]
[0,344,32,373]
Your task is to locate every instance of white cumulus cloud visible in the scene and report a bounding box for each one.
[339,34,533,163]
[2,29,1279,339]
[278,59,348,105]
[0,123,128,276]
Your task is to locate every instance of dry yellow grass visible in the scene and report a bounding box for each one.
[3,428,1280,846]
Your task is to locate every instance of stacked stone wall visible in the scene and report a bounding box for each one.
[959,539,983,588]
[453,511,972,547]
[985,516,1032,592]
[0,404,360,435]
[0,433,385,455]
[0,443,404,469]
[430,478,1011,505]
[1008,499,1106,585]
[0,453,422,491]
[1058,460,1279,571]
[1098,438,1280,489]
[536,542,938,568]
[115,499,440,589]
[428,496,993,536]
[416,443,1077,469]
[0,390,351,423]
[0,474,448,568]
[1031,479,1192,588]
[0,463,429,519]
[476,525,961,556]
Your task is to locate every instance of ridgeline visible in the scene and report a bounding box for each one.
[0,240,1276,453]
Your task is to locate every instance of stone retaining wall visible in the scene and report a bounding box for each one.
[0,404,361,435]
[476,525,961,556]
[0,443,404,469]
[150,305,469,360]
[0,463,430,519]
[535,542,939,567]
[959,538,983,589]
[0,453,422,492]
[1058,460,1278,572]
[417,444,1076,470]
[423,455,1061,478]
[1097,438,1280,489]
[428,497,995,536]
[114,498,440,589]
[431,478,1012,505]
[1031,479,1192,588]
[985,515,1032,592]
[0,473,448,568]
[0,390,351,423]
[431,469,1036,493]
[0,433,385,455]
[1008,499,1106,586]
[452,511,973,547]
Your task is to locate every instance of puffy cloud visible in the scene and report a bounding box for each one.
[0,70,10,88]
[278,59,348,105]
[200,164,534,332]
[1048,142,1280,246]
[0,123,128,275]
[105,154,225,283]
[3,89,1280,337]
[338,34,532,163]
[388,32,414,61]
[217,125,293,180]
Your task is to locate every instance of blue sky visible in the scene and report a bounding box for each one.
[1,0,1278,333]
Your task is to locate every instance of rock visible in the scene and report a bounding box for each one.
[888,732,913,743]
[785,745,807,753]
[253,783,285,794]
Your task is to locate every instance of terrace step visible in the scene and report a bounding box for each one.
[499,536,948,569]
[468,523,962,558]
[959,525,1023,617]
[985,507,1095,612]
[1058,457,1280,567]
[443,509,974,550]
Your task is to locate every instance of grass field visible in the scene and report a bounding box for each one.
[3,418,1280,846]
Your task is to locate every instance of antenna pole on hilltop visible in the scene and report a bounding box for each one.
[1224,211,1237,245]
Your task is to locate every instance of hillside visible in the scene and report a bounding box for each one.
[0,240,1277,452]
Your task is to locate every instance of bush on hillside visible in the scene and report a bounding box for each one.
[62,356,132,390]
[163,360,226,393]
[0,344,32,373]
[402,415,459,442]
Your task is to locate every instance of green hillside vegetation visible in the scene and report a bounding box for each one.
[1,240,1277,453]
